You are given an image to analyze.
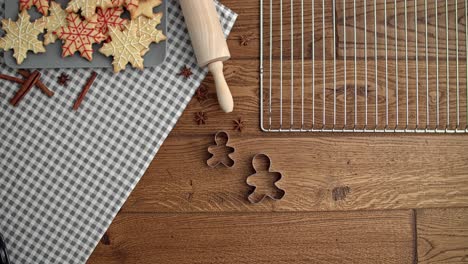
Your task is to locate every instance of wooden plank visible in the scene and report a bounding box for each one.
[224,0,467,60]
[172,58,468,135]
[88,210,414,264]
[257,0,440,60]
[336,0,467,60]
[223,0,337,60]
[121,134,468,213]
[261,59,467,130]
[222,0,261,59]
[417,208,468,263]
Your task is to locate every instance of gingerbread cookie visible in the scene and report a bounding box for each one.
[39,2,68,45]
[66,0,113,20]
[55,13,107,61]
[0,10,46,64]
[96,7,128,40]
[19,0,49,16]
[131,13,166,44]
[130,0,162,19]
[99,23,152,72]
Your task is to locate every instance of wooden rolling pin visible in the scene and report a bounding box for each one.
[179,0,234,113]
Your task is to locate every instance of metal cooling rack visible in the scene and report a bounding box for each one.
[260,0,468,133]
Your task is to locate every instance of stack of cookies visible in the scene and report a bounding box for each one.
[0,0,166,72]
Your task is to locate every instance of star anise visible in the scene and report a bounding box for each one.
[194,111,207,125]
[57,73,70,86]
[239,34,253,46]
[233,117,245,132]
[195,85,208,103]
[180,66,193,79]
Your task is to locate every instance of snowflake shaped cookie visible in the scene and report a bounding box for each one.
[19,0,49,15]
[99,23,152,72]
[130,13,166,44]
[55,13,107,61]
[67,0,113,20]
[39,2,68,45]
[0,10,46,64]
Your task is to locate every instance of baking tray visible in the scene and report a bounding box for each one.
[3,0,167,70]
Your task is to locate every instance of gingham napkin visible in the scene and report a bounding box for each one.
[0,1,237,263]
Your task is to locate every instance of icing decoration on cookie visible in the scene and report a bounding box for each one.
[96,7,128,41]
[130,13,166,44]
[99,24,152,72]
[130,0,162,19]
[55,13,106,61]
[19,0,49,16]
[39,2,68,46]
[66,0,113,20]
[0,10,46,64]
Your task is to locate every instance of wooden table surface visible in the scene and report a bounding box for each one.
[88,1,468,263]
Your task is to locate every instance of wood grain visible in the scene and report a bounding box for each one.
[224,0,467,60]
[223,0,337,60]
[223,0,261,59]
[336,0,467,59]
[121,135,468,213]
[172,59,260,135]
[172,58,468,134]
[88,210,414,264]
[261,59,467,130]
[417,208,468,263]
[87,0,468,263]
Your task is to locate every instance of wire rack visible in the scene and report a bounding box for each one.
[260,0,468,133]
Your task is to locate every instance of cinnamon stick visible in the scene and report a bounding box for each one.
[0,74,24,84]
[17,69,54,97]
[10,70,41,106]
[73,71,98,111]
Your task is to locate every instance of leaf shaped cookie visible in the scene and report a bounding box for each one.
[130,0,162,19]
[0,10,45,64]
[99,24,152,72]
[96,7,128,40]
[55,13,107,61]
[130,13,166,44]
[39,2,68,45]
[19,0,49,15]
[67,0,113,20]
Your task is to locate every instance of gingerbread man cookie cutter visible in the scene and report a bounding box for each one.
[207,131,235,168]
[246,153,285,204]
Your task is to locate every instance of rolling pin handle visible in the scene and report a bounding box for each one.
[208,61,234,113]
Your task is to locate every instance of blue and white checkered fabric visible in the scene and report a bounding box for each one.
[0,1,237,263]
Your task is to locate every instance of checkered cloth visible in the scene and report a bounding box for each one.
[0,1,237,263]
